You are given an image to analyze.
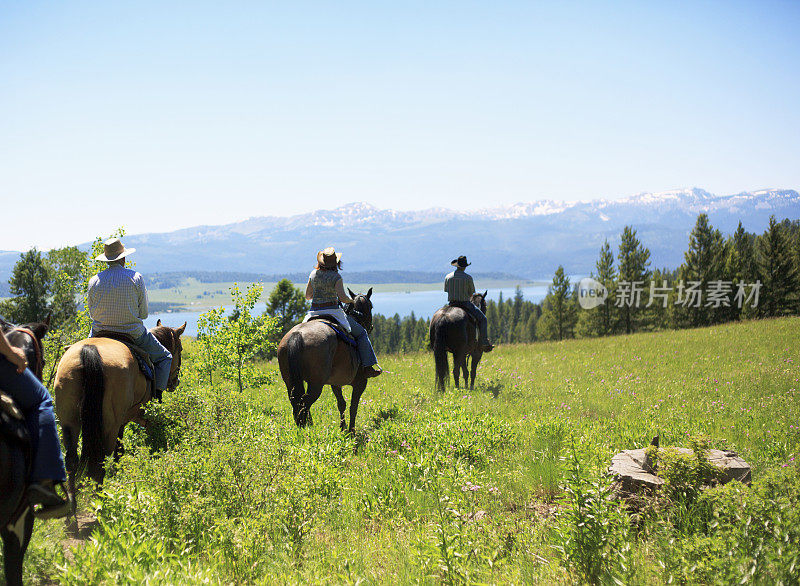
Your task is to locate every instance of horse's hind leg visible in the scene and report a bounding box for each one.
[299,383,324,427]
[331,386,347,432]
[61,425,79,535]
[348,379,367,434]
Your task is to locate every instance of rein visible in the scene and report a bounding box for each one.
[14,327,43,380]
[345,298,372,332]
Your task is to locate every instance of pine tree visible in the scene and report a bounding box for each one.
[538,266,577,340]
[617,226,651,334]
[0,248,50,323]
[576,241,617,338]
[266,279,309,336]
[725,222,759,320]
[677,214,726,327]
[757,215,799,317]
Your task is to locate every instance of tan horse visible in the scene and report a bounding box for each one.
[53,320,185,530]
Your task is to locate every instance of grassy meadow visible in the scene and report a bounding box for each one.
[15,317,800,584]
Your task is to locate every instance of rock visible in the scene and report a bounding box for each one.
[609,446,752,495]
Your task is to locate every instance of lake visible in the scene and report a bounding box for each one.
[144,285,548,337]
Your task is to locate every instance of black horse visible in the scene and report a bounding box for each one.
[0,316,49,586]
[429,292,487,391]
[277,291,374,432]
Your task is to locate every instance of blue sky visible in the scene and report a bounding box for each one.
[1,1,799,250]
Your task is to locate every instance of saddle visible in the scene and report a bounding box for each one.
[306,316,359,349]
[447,301,478,327]
[92,331,157,397]
[0,391,29,446]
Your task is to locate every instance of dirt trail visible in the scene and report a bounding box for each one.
[61,512,99,559]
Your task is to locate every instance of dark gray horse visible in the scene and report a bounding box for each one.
[0,316,49,586]
[277,290,374,432]
[429,292,487,391]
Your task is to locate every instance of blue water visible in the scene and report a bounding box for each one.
[144,285,548,337]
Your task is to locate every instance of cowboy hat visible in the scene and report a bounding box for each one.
[317,246,342,269]
[95,237,136,262]
[451,255,471,268]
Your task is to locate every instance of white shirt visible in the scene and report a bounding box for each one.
[87,264,149,337]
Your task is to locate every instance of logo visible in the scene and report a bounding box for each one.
[578,277,608,309]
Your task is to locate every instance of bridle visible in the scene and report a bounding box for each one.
[345,296,373,332]
[154,327,182,390]
[14,327,44,381]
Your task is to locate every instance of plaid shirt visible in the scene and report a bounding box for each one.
[87,264,149,337]
[444,268,476,302]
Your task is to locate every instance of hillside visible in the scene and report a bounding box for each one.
[19,317,800,583]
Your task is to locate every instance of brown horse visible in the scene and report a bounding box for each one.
[277,290,373,432]
[430,291,488,391]
[0,316,49,586]
[53,320,185,531]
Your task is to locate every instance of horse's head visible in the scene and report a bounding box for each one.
[346,287,374,332]
[151,319,187,391]
[471,290,488,314]
[1,313,50,380]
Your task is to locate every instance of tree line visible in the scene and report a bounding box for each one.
[2,215,798,358]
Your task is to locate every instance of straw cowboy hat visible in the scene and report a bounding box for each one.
[451,255,471,268]
[317,247,342,269]
[95,237,136,262]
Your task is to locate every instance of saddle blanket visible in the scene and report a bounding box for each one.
[316,320,358,348]
[92,331,154,382]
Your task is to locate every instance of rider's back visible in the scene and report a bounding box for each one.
[308,269,341,306]
[87,265,147,337]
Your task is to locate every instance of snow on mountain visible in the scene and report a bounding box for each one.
[1,188,798,281]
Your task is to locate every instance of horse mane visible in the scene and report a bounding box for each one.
[151,325,176,352]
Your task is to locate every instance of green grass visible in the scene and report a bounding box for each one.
[14,317,800,584]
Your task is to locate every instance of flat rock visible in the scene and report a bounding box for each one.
[609,446,751,495]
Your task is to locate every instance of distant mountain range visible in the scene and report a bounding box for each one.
[2,188,799,289]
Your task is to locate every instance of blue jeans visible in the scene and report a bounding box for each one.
[346,316,378,367]
[0,356,67,482]
[451,301,490,344]
[134,331,173,391]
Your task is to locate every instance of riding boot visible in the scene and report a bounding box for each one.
[361,365,382,378]
[28,480,71,519]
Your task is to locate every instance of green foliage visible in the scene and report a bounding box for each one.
[617,225,651,334]
[0,248,50,323]
[677,214,727,327]
[538,266,577,341]
[646,436,723,507]
[659,465,800,584]
[553,443,631,584]
[194,282,278,391]
[757,215,799,317]
[265,278,309,336]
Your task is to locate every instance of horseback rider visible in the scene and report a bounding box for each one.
[0,326,70,518]
[87,238,172,394]
[445,255,494,352]
[303,247,382,378]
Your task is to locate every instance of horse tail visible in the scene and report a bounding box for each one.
[432,321,449,392]
[79,344,105,481]
[286,332,306,401]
